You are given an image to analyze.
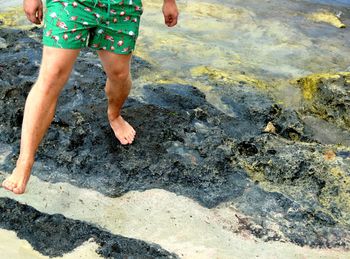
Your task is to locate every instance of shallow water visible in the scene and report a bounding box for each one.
[136,0,349,145]
[1,0,349,80]
[306,0,350,6]
[144,0,350,78]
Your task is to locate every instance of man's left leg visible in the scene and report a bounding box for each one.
[97,50,136,145]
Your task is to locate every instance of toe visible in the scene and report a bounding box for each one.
[2,179,8,187]
[2,179,14,190]
[128,133,134,143]
[115,132,128,145]
[10,181,17,189]
[2,180,9,190]
[3,181,14,191]
[120,137,129,145]
[13,186,24,194]
[126,137,133,144]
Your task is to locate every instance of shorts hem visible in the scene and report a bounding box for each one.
[90,46,135,55]
[42,42,86,49]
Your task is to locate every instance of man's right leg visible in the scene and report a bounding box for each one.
[1,46,80,194]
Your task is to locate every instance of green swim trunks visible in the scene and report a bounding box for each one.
[42,0,144,54]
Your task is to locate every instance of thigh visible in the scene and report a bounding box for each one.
[42,0,96,49]
[88,0,144,54]
[37,46,80,94]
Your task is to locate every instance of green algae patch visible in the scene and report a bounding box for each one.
[240,160,267,184]
[294,72,350,105]
[294,73,349,100]
[307,11,346,28]
[0,7,38,30]
[233,135,350,227]
[319,167,350,225]
[191,66,269,89]
[293,72,350,130]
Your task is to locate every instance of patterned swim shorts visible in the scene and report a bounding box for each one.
[42,0,144,54]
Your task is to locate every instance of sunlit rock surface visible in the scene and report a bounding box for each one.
[306,11,346,28]
[295,72,350,130]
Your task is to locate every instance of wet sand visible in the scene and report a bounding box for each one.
[0,229,103,259]
[1,174,349,259]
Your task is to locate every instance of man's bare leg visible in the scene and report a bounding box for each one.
[1,46,80,194]
[97,50,136,145]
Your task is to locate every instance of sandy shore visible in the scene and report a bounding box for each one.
[1,173,349,259]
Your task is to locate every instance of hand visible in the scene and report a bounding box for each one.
[162,0,179,27]
[23,0,43,25]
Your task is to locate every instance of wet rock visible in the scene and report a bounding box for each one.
[0,37,7,49]
[232,134,350,247]
[270,106,306,141]
[0,27,251,208]
[142,83,207,113]
[263,122,276,134]
[234,213,282,242]
[190,65,268,89]
[302,115,350,146]
[0,197,178,258]
[237,141,259,156]
[1,27,350,250]
[295,72,350,130]
[208,81,308,142]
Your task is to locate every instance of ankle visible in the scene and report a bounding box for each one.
[108,111,121,122]
[17,155,35,168]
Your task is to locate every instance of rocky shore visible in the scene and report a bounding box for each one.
[0,24,349,258]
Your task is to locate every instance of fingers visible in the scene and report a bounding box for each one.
[38,5,43,23]
[169,15,178,27]
[25,10,42,24]
[165,14,178,27]
[164,16,170,26]
[162,3,179,27]
[23,1,43,25]
[25,11,40,24]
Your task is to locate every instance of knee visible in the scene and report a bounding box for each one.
[107,68,130,83]
[38,66,70,96]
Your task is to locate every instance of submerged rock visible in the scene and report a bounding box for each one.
[306,11,346,28]
[191,65,269,89]
[0,6,33,29]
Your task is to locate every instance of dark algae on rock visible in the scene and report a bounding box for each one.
[0,197,178,258]
[1,26,350,252]
[232,134,350,247]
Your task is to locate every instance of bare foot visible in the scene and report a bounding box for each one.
[109,115,136,145]
[1,160,33,194]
